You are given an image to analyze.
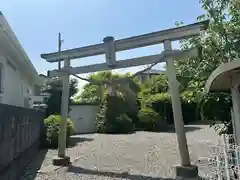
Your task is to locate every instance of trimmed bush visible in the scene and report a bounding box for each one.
[96,95,133,134]
[99,113,133,134]
[41,115,74,148]
[137,108,164,131]
[141,93,173,124]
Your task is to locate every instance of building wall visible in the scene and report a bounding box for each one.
[69,105,99,134]
[0,55,34,108]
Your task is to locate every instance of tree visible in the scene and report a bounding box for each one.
[176,0,239,88]
[74,71,140,104]
[175,0,239,133]
[75,71,142,133]
[140,74,168,95]
[139,0,239,128]
[42,78,78,117]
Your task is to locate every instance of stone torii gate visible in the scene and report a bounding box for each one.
[41,20,209,179]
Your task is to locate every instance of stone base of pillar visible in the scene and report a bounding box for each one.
[175,165,198,180]
[52,156,71,166]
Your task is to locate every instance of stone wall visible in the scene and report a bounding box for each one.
[0,103,44,180]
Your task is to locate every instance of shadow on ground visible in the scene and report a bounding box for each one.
[185,126,202,132]
[68,136,94,147]
[67,165,174,180]
[20,149,47,180]
[150,125,202,133]
[67,165,208,180]
[188,120,214,125]
[98,131,137,135]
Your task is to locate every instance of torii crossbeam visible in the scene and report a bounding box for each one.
[41,20,209,179]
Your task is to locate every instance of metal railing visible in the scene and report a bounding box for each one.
[199,134,240,180]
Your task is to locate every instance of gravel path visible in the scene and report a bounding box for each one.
[21,124,220,179]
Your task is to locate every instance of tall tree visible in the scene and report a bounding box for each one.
[176,0,239,90]
[74,71,140,104]
[42,78,78,117]
[175,0,239,133]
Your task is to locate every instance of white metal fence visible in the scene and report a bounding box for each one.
[199,134,240,180]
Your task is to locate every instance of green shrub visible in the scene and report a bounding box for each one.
[140,92,200,125]
[96,95,133,134]
[113,114,133,133]
[137,108,164,131]
[41,115,74,148]
[96,102,108,133]
[140,93,173,124]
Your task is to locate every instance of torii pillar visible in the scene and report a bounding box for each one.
[164,40,198,180]
[52,58,71,166]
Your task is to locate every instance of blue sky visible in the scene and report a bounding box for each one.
[1,0,204,89]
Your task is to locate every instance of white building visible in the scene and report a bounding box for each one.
[0,11,42,108]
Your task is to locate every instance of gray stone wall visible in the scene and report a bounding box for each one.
[0,103,44,180]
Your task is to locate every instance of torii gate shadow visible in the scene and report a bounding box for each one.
[145,125,202,133]
[67,165,174,180]
[67,165,208,180]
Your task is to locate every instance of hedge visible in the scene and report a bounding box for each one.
[41,115,75,148]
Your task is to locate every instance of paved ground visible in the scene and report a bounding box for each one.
[21,124,221,180]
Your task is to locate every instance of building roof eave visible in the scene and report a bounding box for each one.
[205,59,240,93]
[0,12,38,79]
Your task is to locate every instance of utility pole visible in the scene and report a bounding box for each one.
[58,33,63,70]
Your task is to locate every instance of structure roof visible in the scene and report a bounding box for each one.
[205,59,240,93]
[0,10,39,82]
[141,69,164,75]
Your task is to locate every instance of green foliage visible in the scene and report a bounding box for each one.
[140,93,172,123]
[140,74,168,95]
[74,71,141,104]
[77,71,141,134]
[175,0,239,87]
[114,114,133,134]
[176,0,240,89]
[137,108,164,131]
[172,0,240,134]
[76,83,102,104]
[96,95,133,134]
[41,115,74,148]
[140,91,200,125]
[201,93,232,124]
[42,78,78,117]
[76,71,127,103]
[79,0,239,135]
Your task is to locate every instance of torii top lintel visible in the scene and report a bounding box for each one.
[41,20,209,63]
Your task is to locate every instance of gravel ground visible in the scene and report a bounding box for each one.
[21,124,221,180]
